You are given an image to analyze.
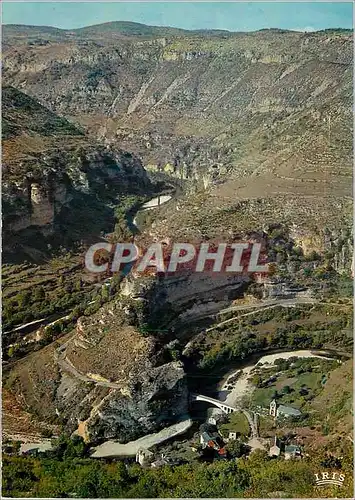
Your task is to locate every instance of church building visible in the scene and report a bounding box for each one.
[269,399,302,418]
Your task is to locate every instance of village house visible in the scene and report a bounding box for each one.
[200,431,218,449]
[269,436,281,457]
[284,444,302,460]
[269,399,302,419]
[269,436,302,460]
[200,430,226,459]
[136,448,154,467]
[219,427,240,443]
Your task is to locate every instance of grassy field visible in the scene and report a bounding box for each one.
[220,412,250,439]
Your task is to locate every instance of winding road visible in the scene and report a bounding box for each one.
[206,296,316,332]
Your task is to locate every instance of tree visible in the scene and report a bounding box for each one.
[7,345,18,358]
[17,290,31,308]
[281,385,292,395]
[226,439,250,458]
[50,434,88,460]
[101,285,110,301]
[251,374,263,387]
[74,279,82,292]
[321,454,342,469]
[2,456,39,497]
[33,286,45,302]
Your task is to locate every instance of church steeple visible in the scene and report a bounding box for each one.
[269,399,277,417]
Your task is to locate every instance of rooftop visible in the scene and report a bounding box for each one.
[201,431,215,442]
[285,445,301,453]
[277,405,302,416]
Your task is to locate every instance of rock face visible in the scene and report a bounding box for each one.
[81,360,188,443]
[3,28,352,260]
[55,356,188,444]
[2,24,353,445]
[2,86,151,259]
[121,271,251,332]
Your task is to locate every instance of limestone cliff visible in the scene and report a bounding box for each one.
[2,23,353,446]
[3,27,352,193]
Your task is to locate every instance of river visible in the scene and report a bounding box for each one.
[132,194,172,229]
[11,192,347,458]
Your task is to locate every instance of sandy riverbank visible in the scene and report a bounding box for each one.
[91,418,192,458]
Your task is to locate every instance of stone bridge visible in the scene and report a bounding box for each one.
[190,393,238,414]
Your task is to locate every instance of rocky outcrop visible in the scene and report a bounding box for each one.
[2,24,353,448]
[78,360,188,443]
[8,298,189,444]
[289,225,353,274]
[5,295,189,444]
[121,271,250,332]
[3,147,150,231]
[3,30,352,245]
[53,354,188,444]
